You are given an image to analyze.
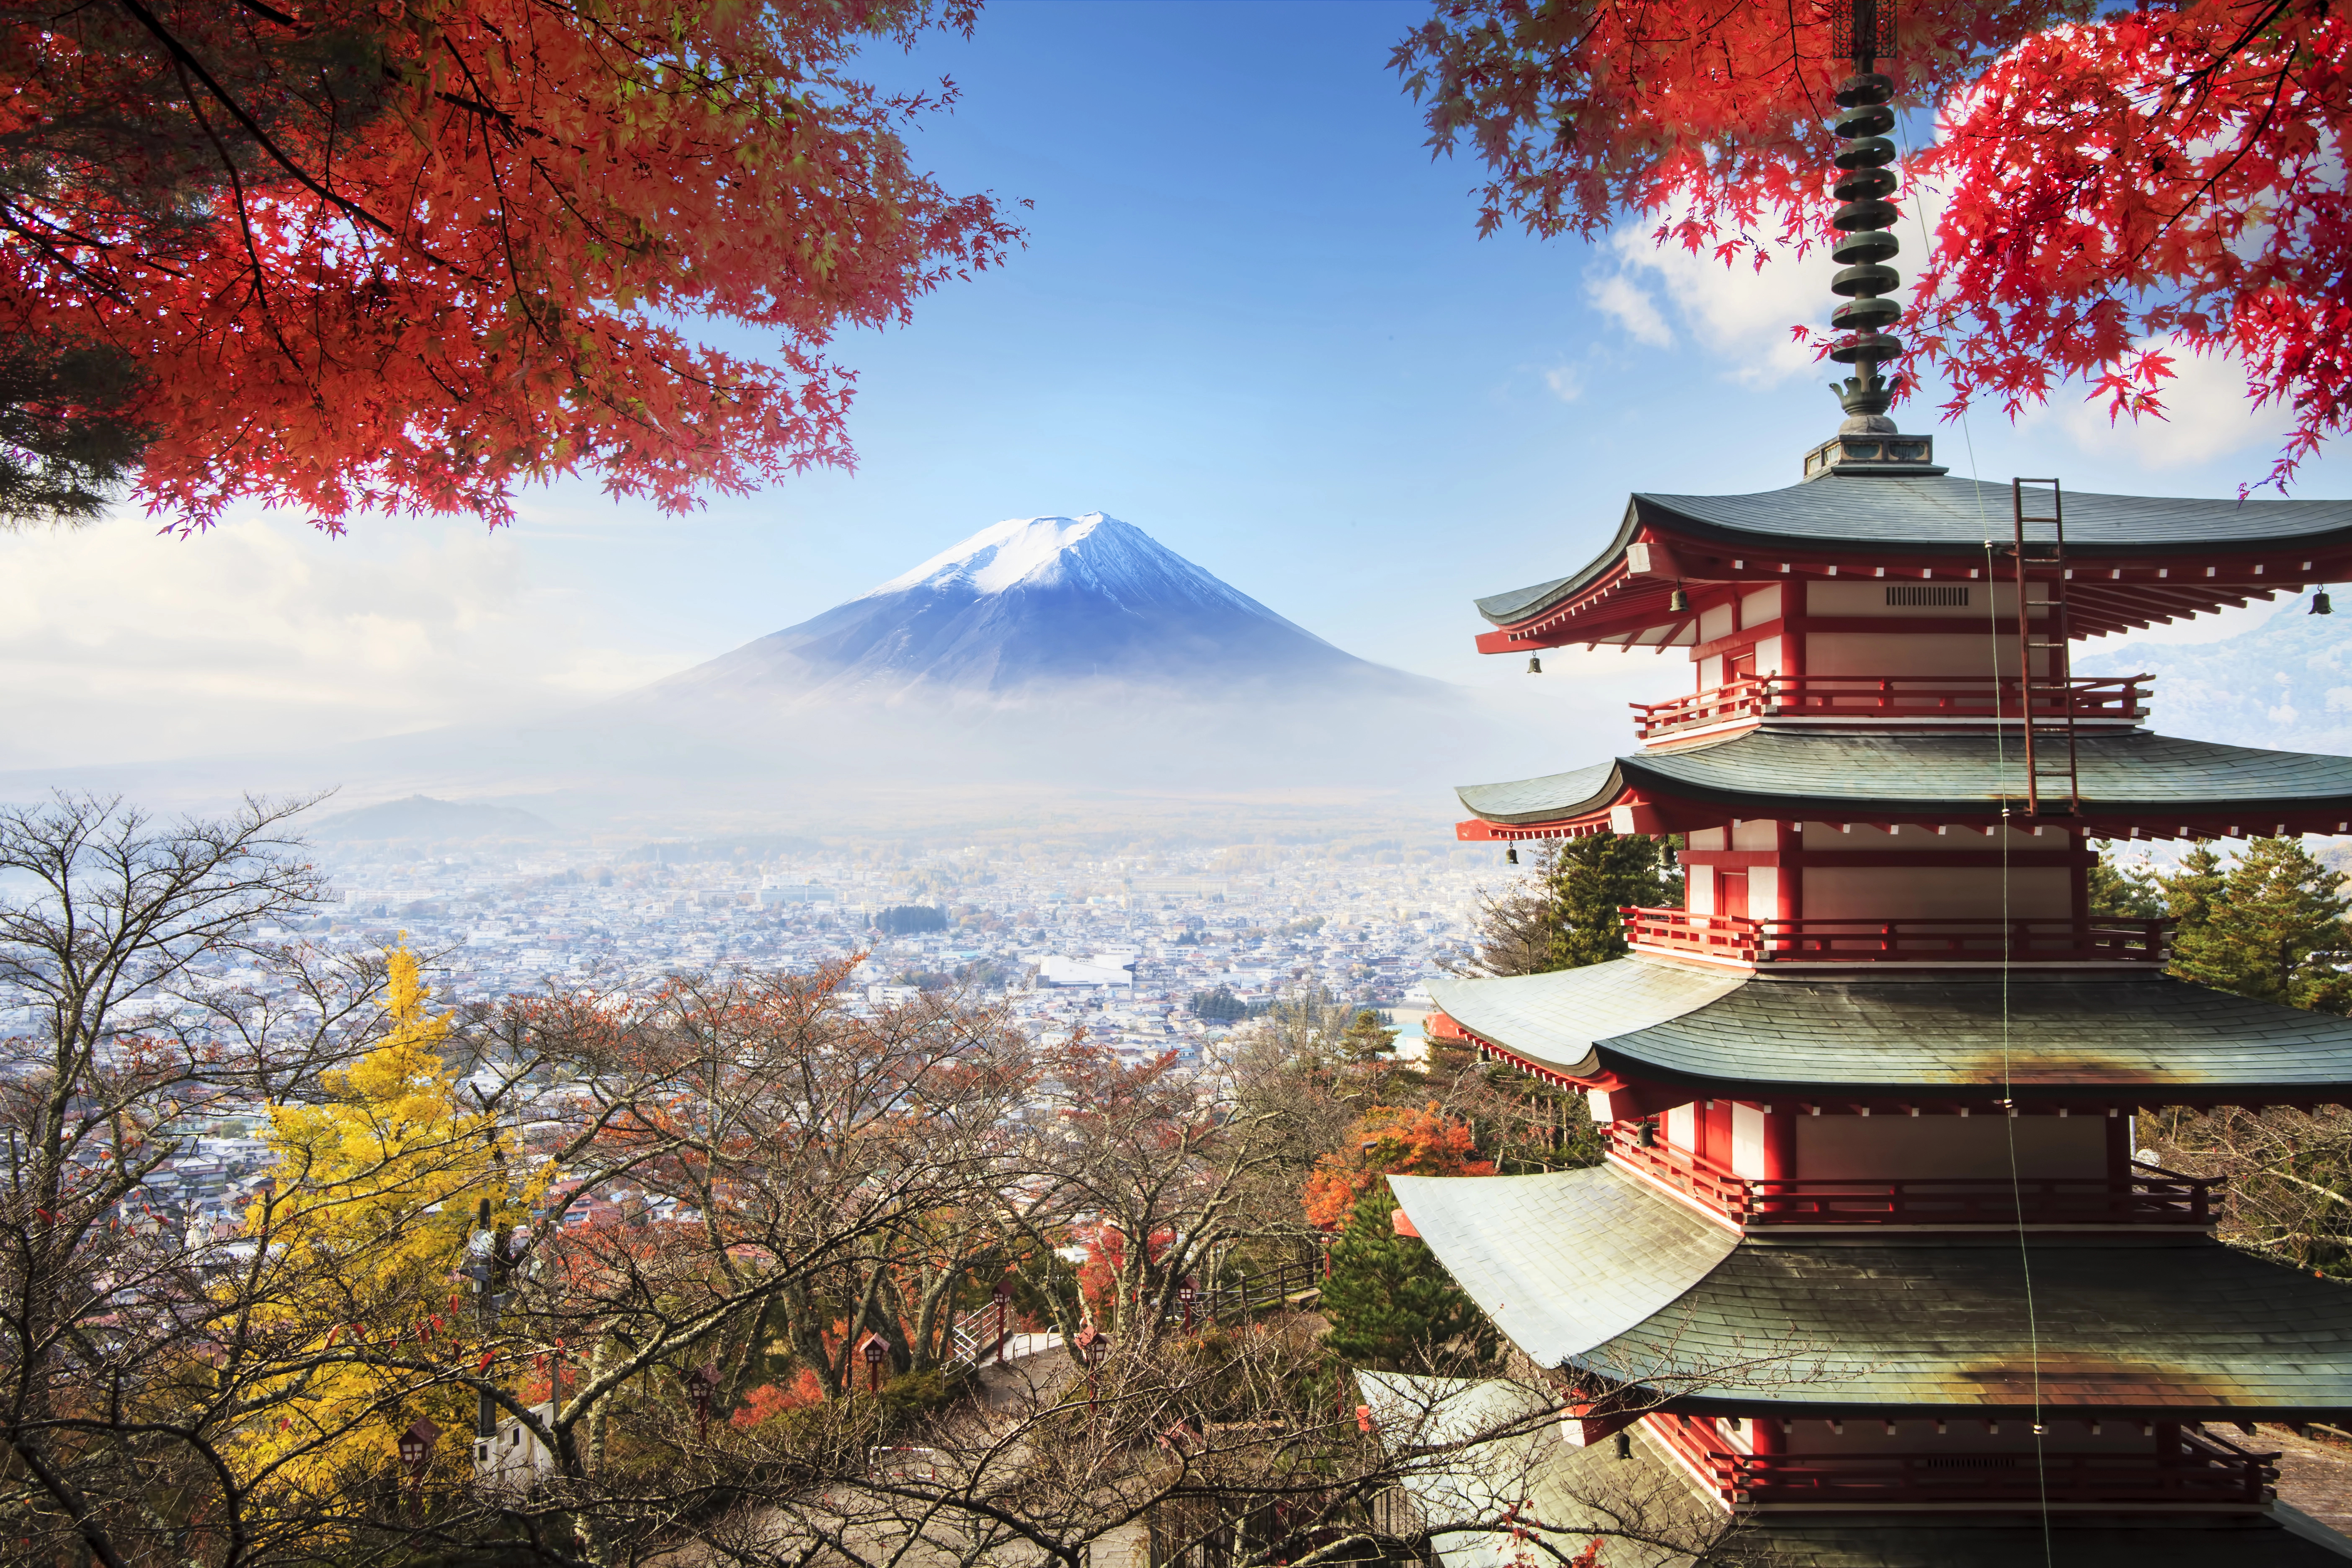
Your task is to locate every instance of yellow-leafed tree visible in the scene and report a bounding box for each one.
[228,945,534,1519]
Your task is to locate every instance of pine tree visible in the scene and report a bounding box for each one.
[2165,838,2352,1014]
[1335,1008,1399,1065]
[2088,849,2165,921]
[2161,842,2231,938]
[1320,1186,1493,1372]
[1467,833,1683,977]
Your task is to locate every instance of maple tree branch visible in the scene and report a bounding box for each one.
[108,0,467,274]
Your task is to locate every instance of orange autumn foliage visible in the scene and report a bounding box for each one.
[730,1368,828,1426]
[4,2,1022,529]
[1301,1103,1494,1230]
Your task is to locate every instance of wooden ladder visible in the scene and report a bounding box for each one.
[2012,478,2078,816]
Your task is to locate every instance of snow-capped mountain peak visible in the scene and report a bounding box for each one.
[652,509,1434,707]
[864,511,1263,615]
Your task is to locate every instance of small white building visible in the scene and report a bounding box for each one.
[475,1402,556,1491]
[1037,949,1138,988]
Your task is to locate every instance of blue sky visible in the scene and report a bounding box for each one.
[0,0,2337,769]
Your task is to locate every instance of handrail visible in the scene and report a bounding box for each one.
[1603,1125,2219,1226]
[1631,673,2151,740]
[1644,1415,2277,1506]
[1621,908,2169,965]
[1710,1444,2275,1506]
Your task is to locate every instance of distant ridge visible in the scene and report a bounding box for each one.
[2094,601,2352,758]
[645,512,1437,708]
[312,795,555,841]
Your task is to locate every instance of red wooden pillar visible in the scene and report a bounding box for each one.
[1775,820,1801,923]
[1703,1100,1734,1168]
[1764,1110,1797,1181]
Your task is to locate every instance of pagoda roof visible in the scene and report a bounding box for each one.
[1478,473,2352,630]
[1388,1166,1739,1369]
[1391,1166,2352,1416]
[1456,727,2352,835]
[1423,961,2352,1102]
[1357,1372,2352,1567]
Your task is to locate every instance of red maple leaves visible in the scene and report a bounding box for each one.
[2,2,1023,529]
[1395,0,2351,487]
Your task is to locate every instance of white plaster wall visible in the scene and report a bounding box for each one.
[1797,822,2057,849]
[1804,632,2037,678]
[1700,603,1736,643]
[1730,1103,1767,1179]
[1698,653,1723,689]
[1732,819,1779,850]
[1664,1102,1695,1151]
[1806,582,2039,618]
[1687,872,1715,915]
[1687,827,1728,850]
[1751,634,1783,675]
[1800,866,2072,920]
[1741,585,1783,627]
[1793,1115,2108,1180]
[1749,866,1779,916]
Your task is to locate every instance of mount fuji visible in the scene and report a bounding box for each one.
[649,512,1433,707]
[19,513,1522,835]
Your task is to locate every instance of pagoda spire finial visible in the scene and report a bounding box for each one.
[1828,0,1900,432]
[1800,0,1943,477]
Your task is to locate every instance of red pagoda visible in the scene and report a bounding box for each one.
[1387,8,2352,1563]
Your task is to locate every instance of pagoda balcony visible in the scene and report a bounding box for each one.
[1631,673,2151,742]
[1602,1125,2219,1228]
[1651,1419,2278,1509]
[1621,908,2170,966]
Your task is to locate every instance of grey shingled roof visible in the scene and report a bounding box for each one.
[1475,475,2352,625]
[1456,728,2352,825]
[1579,1234,2352,1415]
[1387,1167,1738,1370]
[1398,1168,2352,1412]
[1427,961,2352,1098]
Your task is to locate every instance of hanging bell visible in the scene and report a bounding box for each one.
[1505,846,1519,865]
[1668,584,1691,612]
[1527,655,1543,675]
[2313,587,2333,616]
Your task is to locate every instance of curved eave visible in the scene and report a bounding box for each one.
[1580,1233,2352,1417]
[1455,728,2352,838]
[1476,477,2352,648]
[1391,1165,2352,1416]
[1426,962,2352,1104]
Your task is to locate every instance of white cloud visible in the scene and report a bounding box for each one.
[1585,272,1674,348]
[0,512,691,769]
[2054,339,2297,467]
[1542,364,1586,402]
[1588,224,1827,387]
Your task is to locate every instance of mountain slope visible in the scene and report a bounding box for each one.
[2093,601,2352,756]
[651,512,1431,707]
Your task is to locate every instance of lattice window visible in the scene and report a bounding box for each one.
[1885,585,1970,606]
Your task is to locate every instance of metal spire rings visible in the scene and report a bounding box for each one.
[1829,1,1900,432]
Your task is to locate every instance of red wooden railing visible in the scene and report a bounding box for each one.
[1632,673,2151,739]
[1693,1429,2273,1507]
[1621,908,2169,964]
[1644,1413,2274,1507]
[1602,1124,2218,1227]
